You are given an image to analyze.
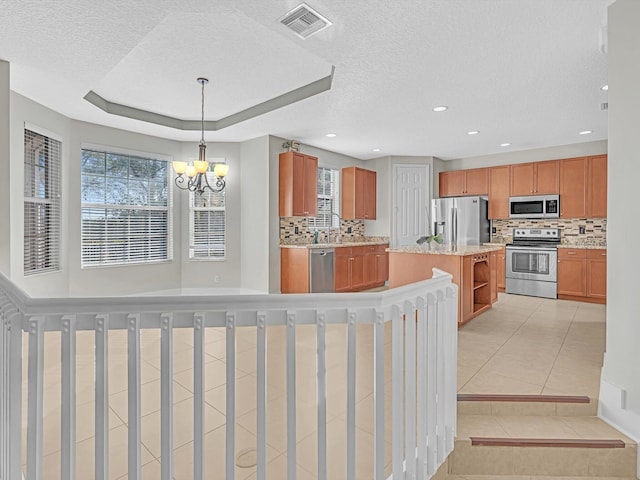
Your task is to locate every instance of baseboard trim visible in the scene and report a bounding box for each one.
[458,393,590,403]
[470,437,625,448]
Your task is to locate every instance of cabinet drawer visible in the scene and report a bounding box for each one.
[586,249,607,259]
[558,248,586,259]
[351,246,368,255]
[335,246,352,256]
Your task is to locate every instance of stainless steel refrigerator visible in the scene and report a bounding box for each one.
[431,196,490,246]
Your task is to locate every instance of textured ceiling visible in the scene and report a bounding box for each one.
[0,0,612,160]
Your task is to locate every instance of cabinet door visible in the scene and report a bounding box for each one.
[363,169,377,219]
[587,250,607,299]
[363,250,377,286]
[302,155,318,217]
[375,252,388,284]
[439,171,465,197]
[334,250,351,292]
[559,157,587,218]
[587,155,607,218]
[497,249,506,290]
[558,257,586,296]
[489,166,510,219]
[510,163,534,196]
[461,256,474,323]
[534,160,559,194]
[354,168,365,219]
[464,168,489,195]
[350,254,365,290]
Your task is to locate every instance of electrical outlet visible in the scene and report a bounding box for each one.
[214,275,220,283]
[294,226,299,234]
[492,226,497,234]
[347,226,352,234]
[579,225,586,234]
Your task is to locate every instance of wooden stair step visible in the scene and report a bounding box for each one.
[470,437,626,448]
[458,393,590,403]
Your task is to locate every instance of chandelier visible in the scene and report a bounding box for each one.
[172,78,229,194]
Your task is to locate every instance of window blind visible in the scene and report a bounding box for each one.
[189,173,225,260]
[80,148,172,267]
[24,128,61,275]
[309,166,340,229]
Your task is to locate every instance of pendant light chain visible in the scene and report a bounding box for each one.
[201,79,205,145]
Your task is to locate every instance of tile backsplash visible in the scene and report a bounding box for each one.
[280,217,366,244]
[492,218,607,246]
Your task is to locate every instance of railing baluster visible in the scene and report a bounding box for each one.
[127,314,142,480]
[346,310,357,480]
[161,313,174,480]
[445,286,458,452]
[61,315,77,480]
[286,310,296,480]
[373,310,385,480]
[256,312,267,480]
[95,314,109,480]
[436,292,446,464]
[27,317,44,480]
[193,313,205,480]
[426,294,437,475]
[316,312,327,480]
[226,313,236,480]
[391,304,404,479]
[0,301,8,480]
[416,297,428,480]
[9,310,22,480]
[405,301,417,480]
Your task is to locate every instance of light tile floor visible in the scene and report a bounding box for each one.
[21,292,607,479]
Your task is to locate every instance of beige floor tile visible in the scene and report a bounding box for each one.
[587,444,638,477]
[456,414,510,439]
[171,423,279,480]
[205,374,281,417]
[109,378,192,423]
[459,370,543,395]
[510,446,590,476]
[243,453,316,480]
[449,441,515,475]
[140,396,226,458]
[559,416,635,443]
[173,357,235,393]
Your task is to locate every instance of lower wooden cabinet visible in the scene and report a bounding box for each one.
[335,244,389,293]
[557,248,606,303]
[490,250,498,303]
[497,246,506,292]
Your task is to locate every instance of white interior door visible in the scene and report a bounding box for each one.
[393,165,430,247]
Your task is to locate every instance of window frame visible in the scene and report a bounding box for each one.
[188,164,226,261]
[80,144,173,268]
[23,124,62,276]
[308,165,340,230]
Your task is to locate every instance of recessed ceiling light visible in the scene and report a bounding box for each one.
[601,85,609,91]
[325,133,337,138]
[579,130,593,135]
[372,148,381,152]
[467,130,479,135]
[500,143,511,147]
[433,106,448,112]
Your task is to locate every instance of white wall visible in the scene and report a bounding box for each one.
[240,136,270,292]
[178,141,242,289]
[599,0,640,443]
[0,61,9,277]
[445,140,608,171]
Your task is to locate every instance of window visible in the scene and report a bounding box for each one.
[189,172,225,260]
[80,147,172,267]
[309,166,340,229]
[24,127,61,275]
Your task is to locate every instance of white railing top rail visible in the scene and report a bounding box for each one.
[0,270,455,326]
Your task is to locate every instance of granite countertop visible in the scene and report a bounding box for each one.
[281,240,389,249]
[386,244,503,256]
[558,244,607,250]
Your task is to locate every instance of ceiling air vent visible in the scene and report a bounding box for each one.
[601,102,609,111]
[280,3,332,39]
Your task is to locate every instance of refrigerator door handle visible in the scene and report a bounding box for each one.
[451,207,458,246]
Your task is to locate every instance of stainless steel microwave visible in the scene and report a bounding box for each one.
[509,194,560,219]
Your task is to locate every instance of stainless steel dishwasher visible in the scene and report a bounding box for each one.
[309,248,335,293]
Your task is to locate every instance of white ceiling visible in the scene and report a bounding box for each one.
[0,0,612,160]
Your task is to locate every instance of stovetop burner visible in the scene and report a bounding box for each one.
[510,227,561,248]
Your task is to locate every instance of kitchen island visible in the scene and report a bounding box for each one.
[387,245,503,326]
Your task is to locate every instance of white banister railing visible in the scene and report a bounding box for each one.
[0,269,457,480]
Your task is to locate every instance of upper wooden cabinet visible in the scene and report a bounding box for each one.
[439,168,488,197]
[488,165,510,219]
[510,160,559,196]
[559,157,588,218]
[279,152,318,217]
[342,167,377,220]
[587,155,607,217]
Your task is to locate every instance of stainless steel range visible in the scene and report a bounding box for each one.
[505,228,561,299]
